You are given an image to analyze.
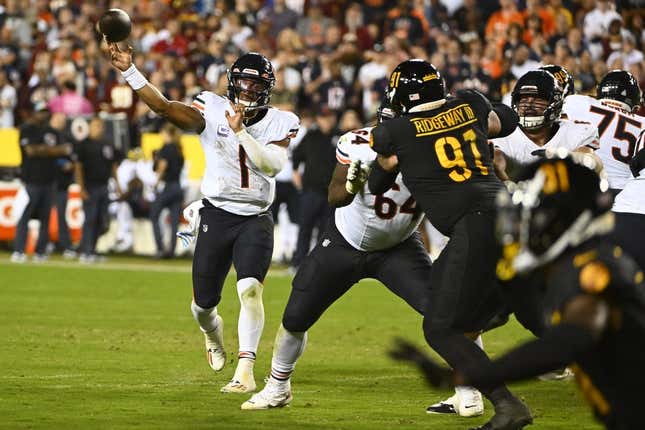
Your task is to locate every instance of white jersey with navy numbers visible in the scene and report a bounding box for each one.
[191,92,299,215]
[614,131,645,215]
[491,119,599,164]
[562,94,645,190]
[334,127,424,252]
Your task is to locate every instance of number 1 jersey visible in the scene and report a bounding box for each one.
[335,127,424,252]
[191,92,299,215]
[370,90,503,236]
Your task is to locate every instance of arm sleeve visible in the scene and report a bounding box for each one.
[492,103,519,138]
[236,129,287,177]
[369,124,395,156]
[368,160,398,195]
[462,323,595,388]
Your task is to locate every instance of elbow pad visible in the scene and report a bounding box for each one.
[493,103,519,138]
[236,129,288,176]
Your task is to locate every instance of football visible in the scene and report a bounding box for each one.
[98,8,132,43]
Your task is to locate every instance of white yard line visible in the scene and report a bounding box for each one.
[0,259,291,276]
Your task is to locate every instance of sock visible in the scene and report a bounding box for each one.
[190,301,220,333]
[455,335,486,398]
[237,277,265,354]
[424,327,513,405]
[232,357,256,382]
[270,324,307,383]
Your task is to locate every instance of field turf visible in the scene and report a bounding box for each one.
[0,253,602,429]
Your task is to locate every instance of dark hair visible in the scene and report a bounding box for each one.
[63,80,76,91]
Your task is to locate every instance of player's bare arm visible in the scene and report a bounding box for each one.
[493,148,510,181]
[328,163,354,208]
[108,43,205,133]
[225,102,289,177]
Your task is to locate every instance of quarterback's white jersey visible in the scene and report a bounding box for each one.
[491,119,599,164]
[334,127,424,252]
[191,92,299,215]
[562,94,645,190]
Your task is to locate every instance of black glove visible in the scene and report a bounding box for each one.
[388,338,455,389]
[630,147,645,178]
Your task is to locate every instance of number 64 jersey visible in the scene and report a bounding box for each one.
[334,127,424,252]
[192,92,299,215]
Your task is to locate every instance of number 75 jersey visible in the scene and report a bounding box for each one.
[334,127,424,252]
[562,95,645,190]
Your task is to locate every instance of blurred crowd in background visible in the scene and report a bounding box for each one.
[1,0,645,262]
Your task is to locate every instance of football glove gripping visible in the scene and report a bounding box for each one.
[345,159,370,195]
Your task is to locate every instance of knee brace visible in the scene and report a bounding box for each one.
[237,278,264,312]
[190,300,220,333]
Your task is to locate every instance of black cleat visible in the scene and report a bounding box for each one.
[469,397,532,430]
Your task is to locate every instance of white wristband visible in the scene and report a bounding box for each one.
[121,65,148,90]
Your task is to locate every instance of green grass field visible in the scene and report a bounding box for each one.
[0,253,602,430]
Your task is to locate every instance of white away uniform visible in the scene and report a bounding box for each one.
[334,126,424,251]
[191,92,299,215]
[611,131,645,273]
[563,95,645,190]
[491,119,599,164]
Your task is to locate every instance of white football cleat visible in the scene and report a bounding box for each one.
[204,315,226,371]
[455,386,484,417]
[10,252,27,263]
[221,358,256,393]
[241,380,292,410]
[538,367,574,381]
[427,387,484,417]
